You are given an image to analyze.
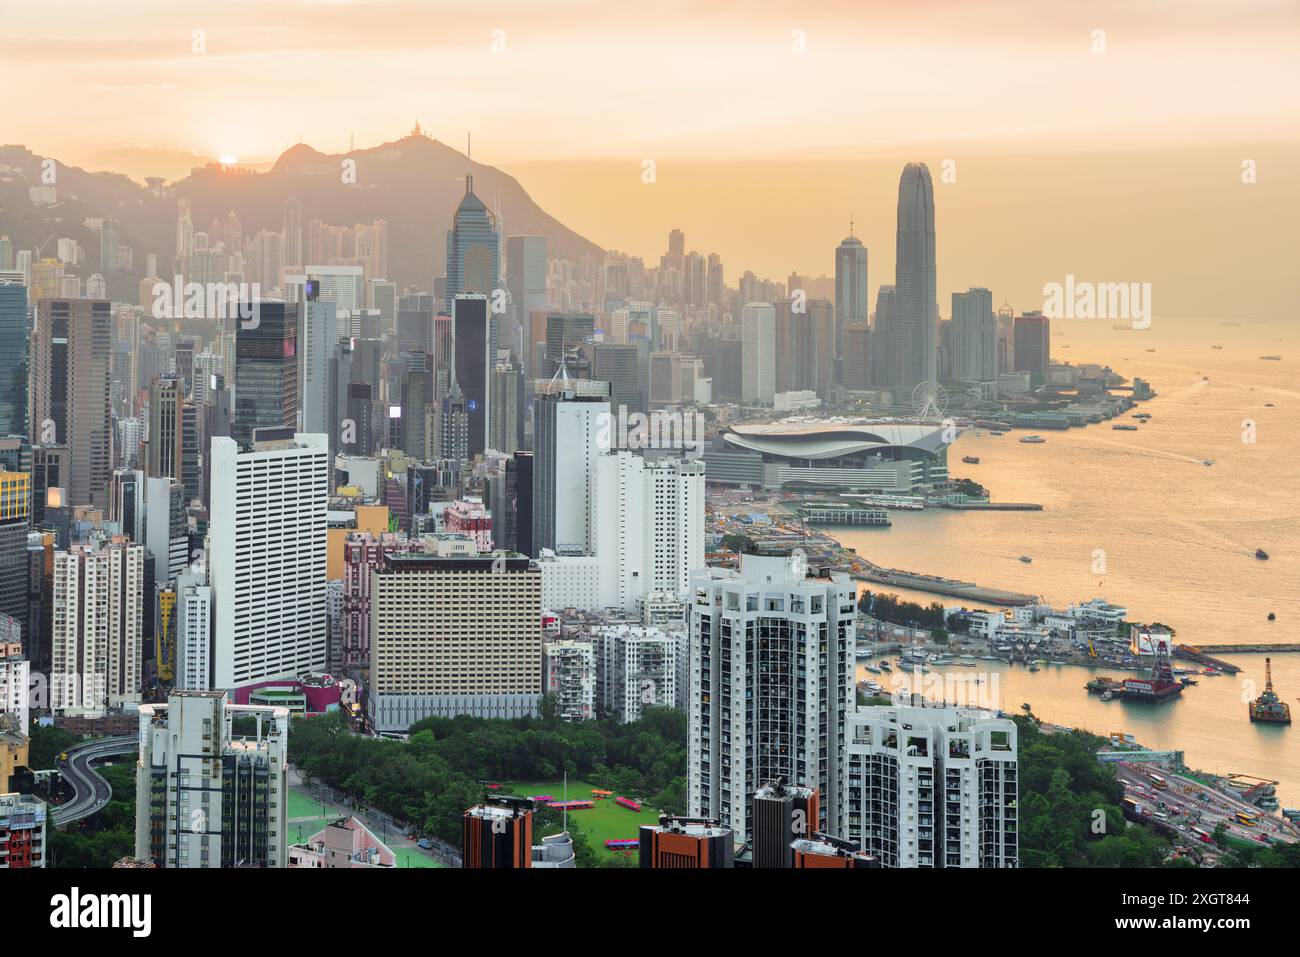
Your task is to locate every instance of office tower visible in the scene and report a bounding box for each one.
[741,302,776,404]
[1,634,29,734]
[444,171,500,312]
[99,218,121,272]
[639,815,733,869]
[841,323,871,391]
[282,196,303,270]
[174,564,211,691]
[0,793,46,868]
[368,550,541,730]
[397,291,435,355]
[341,533,422,669]
[52,536,144,716]
[640,456,704,597]
[299,299,336,436]
[893,163,939,400]
[233,300,298,448]
[489,355,521,455]
[400,358,434,461]
[365,278,397,333]
[0,236,12,271]
[593,343,643,415]
[531,380,610,555]
[952,288,997,383]
[0,280,27,438]
[0,472,29,630]
[109,468,145,543]
[146,376,184,479]
[180,403,201,504]
[996,304,1015,374]
[135,691,291,868]
[209,432,328,688]
[1013,312,1050,386]
[28,298,112,509]
[593,624,678,723]
[542,639,596,721]
[502,451,533,557]
[775,299,835,397]
[688,553,855,843]
[452,295,490,458]
[463,795,535,869]
[847,705,1019,868]
[871,285,898,391]
[835,226,869,359]
[504,236,547,365]
[145,476,187,589]
[544,312,595,377]
[752,781,820,868]
[437,379,468,464]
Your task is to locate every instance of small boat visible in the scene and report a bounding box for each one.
[1212,345,1223,349]
[1019,435,1046,444]
[878,660,892,671]
[1265,402,1275,408]
[961,456,980,464]
[1028,664,1040,673]
[863,663,881,674]
[1101,690,1115,701]
[990,430,1004,436]
[1256,548,1269,560]
[1260,355,1282,361]
[1019,555,1033,564]
[1202,460,1214,467]
[1268,612,1276,621]
[1020,703,1032,712]
[1112,424,1138,431]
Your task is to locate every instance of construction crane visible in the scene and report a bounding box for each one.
[1088,638,1098,659]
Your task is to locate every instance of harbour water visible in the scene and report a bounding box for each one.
[839,315,1299,805]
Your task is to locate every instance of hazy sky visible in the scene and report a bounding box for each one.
[3,0,1297,316]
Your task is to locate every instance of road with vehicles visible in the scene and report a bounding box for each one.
[50,735,137,827]
[1115,763,1299,857]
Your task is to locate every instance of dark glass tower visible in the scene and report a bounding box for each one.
[452,295,490,458]
[444,172,500,313]
[233,301,298,448]
[0,280,27,438]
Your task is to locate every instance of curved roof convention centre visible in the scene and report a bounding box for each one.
[722,421,951,459]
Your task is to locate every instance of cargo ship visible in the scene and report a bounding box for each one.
[1248,658,1291,725]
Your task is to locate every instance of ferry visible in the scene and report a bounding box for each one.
[961,456,980,464]
[1019,435,1046,444]
[1112,424,1138,431]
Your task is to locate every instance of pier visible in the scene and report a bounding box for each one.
[842,560,1037,606]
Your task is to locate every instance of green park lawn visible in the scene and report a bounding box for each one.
[503,780,660,862]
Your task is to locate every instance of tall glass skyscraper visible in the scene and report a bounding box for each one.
[893,163,938,402]
[0,280,28,438]
[834,227,868,363]
[444,172,500,314]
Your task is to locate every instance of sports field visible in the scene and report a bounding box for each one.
[503,780,659,863]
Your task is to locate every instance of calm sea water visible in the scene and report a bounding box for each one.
[840,316,1300,805]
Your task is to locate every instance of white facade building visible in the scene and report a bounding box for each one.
[537,550,602,613]
[542,639,596,721]
[593,623,679,723]
[175,564,212,691]
[846,705,1018,868]
[209,433,329,689]
[687,553,856,843]
[52,537,144,716]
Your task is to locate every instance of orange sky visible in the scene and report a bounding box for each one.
[3,0,1297,317]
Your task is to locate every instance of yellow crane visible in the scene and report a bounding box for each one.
[1088,638,1098,659]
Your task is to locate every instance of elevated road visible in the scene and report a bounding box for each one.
[50,735,137,827]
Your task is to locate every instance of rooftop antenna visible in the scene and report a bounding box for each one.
[849,213,854,237]
[466,133,472,194]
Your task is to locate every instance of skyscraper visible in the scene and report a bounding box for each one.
[688,553,855,844]
[452,295,491,458]
[52,535,144,716]
[835,226,868,378]
[952,287,997,383]
[145,376,184,480]
[1013,312,1050,386]
[28,298,112,509]
[299,298,336,436]
[444,171,500,313]
[209,432,328,688]
[893,163,938,402]
[135,691,290,868]
[504,235,547,366]
[0,280,27,439]
[741,302,776,405]
[233,300,298,448]
[871,284,898,391]
[531,380,610,556]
